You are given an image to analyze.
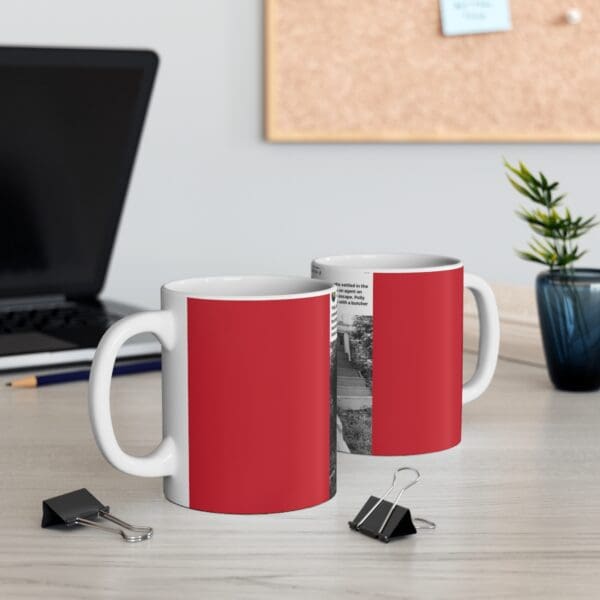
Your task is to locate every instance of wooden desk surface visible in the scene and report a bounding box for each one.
[1,355,599,599]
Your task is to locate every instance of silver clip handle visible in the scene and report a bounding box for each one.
[414,517,436,530]
[75,510,153,542]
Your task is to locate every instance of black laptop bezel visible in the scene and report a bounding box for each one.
[0,46,158,299]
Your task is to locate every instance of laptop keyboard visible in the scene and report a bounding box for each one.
[0,305,119,335]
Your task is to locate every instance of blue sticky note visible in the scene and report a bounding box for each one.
[439,0,512,36]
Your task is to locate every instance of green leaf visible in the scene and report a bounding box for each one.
[505,159,539,188]
[515,250,548,265]
[507,176,543,203]
[550,193,567,207]
[518,162,539,186]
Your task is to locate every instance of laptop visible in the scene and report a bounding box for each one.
[0,47,160,371]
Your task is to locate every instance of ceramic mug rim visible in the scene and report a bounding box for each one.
[312,252,463,273]
[162,275,336,301]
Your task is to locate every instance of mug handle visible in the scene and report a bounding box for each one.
[88,311,177,476]
[462,273,500,404]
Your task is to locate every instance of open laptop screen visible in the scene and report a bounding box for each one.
[0,48,157,299]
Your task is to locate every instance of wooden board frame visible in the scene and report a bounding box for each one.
[264,0,600,142]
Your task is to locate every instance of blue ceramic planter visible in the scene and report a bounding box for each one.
[536,269,600,391]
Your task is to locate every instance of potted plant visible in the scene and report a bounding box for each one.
[505,160,600,391]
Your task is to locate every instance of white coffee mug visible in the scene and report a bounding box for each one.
[312,253,500,455]
[89,276,337,513]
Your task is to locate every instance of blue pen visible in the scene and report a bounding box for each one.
[6,359,161,388]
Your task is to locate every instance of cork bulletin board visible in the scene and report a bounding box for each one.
[264,0,600,142]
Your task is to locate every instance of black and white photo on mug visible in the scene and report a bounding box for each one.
[337,314,373,454]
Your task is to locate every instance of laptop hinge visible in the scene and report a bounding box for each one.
[0,295,70,312]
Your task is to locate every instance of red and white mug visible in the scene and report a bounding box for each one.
[89,276,337,514]
[311,253,500,456]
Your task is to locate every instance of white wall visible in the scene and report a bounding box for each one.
[4,0,600,308]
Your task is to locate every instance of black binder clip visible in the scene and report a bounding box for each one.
[349,467,436,543]
[42,488,153,543]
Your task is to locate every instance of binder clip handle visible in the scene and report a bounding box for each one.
[413,517,436,530]
[75,510,153,543]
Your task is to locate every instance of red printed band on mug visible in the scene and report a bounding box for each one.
[186,296,334,514]
[372,269,464,455]
[88,276,339,514]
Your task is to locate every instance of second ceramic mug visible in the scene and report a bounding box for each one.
[89,276,337,514]
[312,253,500,456]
